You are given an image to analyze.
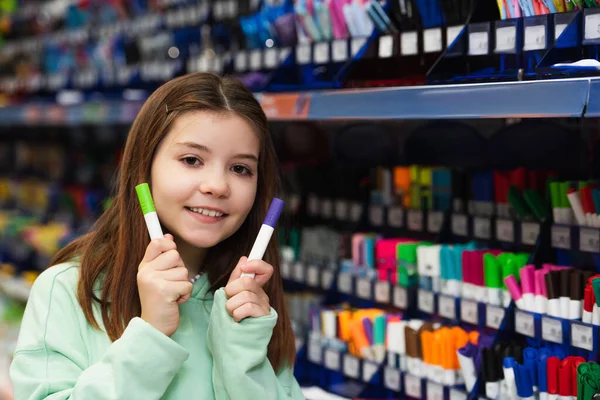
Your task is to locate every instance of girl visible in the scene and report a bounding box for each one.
[10,72,304,400]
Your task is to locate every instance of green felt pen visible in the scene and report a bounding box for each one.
[136,183,164,240]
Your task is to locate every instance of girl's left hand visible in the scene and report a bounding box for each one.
[225,257,274,322]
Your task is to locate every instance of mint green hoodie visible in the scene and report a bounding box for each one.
[10,262,304,400]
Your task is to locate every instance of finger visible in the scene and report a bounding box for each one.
[227,256,248,285]
[165,281,193,302]
[225,290,266,315]
[239,260,274,286]
[225,276,262,298]
[158,266,189,282]
[141,237,177,265]
[177,292,191,304]
[232,302,270,322]
[149,249,184,271]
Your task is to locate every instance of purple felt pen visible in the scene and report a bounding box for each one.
[241,198,284,278]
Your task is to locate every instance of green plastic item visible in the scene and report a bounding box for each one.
[560,182,570,209]
[135,183,156,214]
[508,186,530,219]
[397,242,431,287]
[592,278,600,307]
[523,190,549,221]
[550,182,560,209]
[483,253,502,289]
[374,315,386,345]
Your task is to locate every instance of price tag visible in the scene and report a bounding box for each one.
[555,23,568,40]
[369,205,384,227]
[552,225,571,249]
[401,32,418,55]
[515,310,535,337]
[314,42,329,64]
[343,354,361,379]
[394,286,408,309]
[375,281,391,304]
[227,0,237,17]
[322,269,334,290]
[495,26,516,53]
[418,290,435,314]
[405,375,422,398]
[461,299,479,325]
[486,305,505,329]
[264,48,278,69]
[580,228,600,253]
[279,47,292,62]
[449,389,468,400]
[572,323,594,351]
[308,336,323,364]
[338,272,353,294]
[321,199,333,219]
[362,361,379,383]
[388,206,404,228]
[384,367,401,391]
[307,265,320,287]
[469,31,489,55]
[379,35,394,58]
[427,381,444,400]
[408,209,424,231]
[324,348,341,371]
[307,194,320,217]
[521,222,540,246]
[524,25,546,51]
[452,214,468,236]
[357,278,373,300]
[296,44,312,65]
[438,295,457,320]
[351,37,367,56]
[542,317,563,344]
[235,51,248,72]
[496,219,515,242]
[424,28,442,53]
[282,262,292,279]
[447,25,464,45]
[293,262,305,283]
[473,217,491,239]
[250,50,262,71]
[332,39,348,62]
[350,202,363,223]
[427,211,444,233]
[335,199,348,220]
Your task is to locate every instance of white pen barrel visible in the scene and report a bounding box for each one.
[144,212,164,240]
[242,225,275,278]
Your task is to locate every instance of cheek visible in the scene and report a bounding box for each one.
[151,163,191,208]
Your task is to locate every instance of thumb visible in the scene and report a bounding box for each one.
[164,234,174,241]
[228,256,248,284]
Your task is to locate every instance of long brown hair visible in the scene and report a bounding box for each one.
[51,72,296,370]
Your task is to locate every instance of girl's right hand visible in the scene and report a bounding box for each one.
[137,234,193,337]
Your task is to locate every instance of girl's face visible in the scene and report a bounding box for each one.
[150,111,259,252]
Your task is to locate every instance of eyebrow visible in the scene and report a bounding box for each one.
[175,141,259,162]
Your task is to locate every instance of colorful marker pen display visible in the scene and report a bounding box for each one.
[136,183,164,240]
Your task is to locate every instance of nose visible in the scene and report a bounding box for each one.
[199,168,230,198]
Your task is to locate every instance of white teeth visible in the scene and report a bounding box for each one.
[209,210,216,217]
[188,207,223,217]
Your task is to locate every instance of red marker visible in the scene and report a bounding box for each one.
[584,284,594,324]
[571,357,586,397]
[558,358,575,400]
[546,356,560,399]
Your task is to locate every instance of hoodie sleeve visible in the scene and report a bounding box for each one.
[207,288,304,400]
[10,264,189,400]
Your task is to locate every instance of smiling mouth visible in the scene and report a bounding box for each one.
[185,207,228,218]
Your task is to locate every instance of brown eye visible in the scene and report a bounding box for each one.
[182,157,201,166]
[231,165,251,175]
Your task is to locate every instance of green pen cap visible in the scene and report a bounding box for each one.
[484,253,502,289]
[374,315,386,345]
[135,183,156,214]
[550,182,560,209]
[508,186,530,219]
[592,278,600,307]
[560,182,570,208]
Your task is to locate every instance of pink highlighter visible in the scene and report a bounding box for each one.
[519,265,535,312]
[376,238,411,284]
[505,275,525,310]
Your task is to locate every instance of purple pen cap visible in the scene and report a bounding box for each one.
[264,198,285,228]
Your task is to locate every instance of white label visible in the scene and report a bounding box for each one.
[452,214,469,236]
[486,305,505,329]
[408,209,424,231]
[293,262,305,283]
[427,381,444,400]
[296,44,312,65]
[314,42,329,64]
[369,205,384,227]
[350,202,363,222]
[321,199,333,219]
[495,26,517,53]
[394,286,408,309]
[524,25,546,51]
[357,278,372,300]
[384,367,401,391]
[250,50,262,71]
[542,317,563,344]
[388,206,404,228]
[473,217,491,239]
[308,336,322,364]
[343,354,360,379]
[405,375,422,398]
[379,35,394,58]
[322,269,334,289]
[552,225,571,249]
[282,262,291,279]
[264,48,278,68]
[338,273,353,294]
[427,211,444,233]
[461,299,479,325]
[227,0,237,17]
[496,219,514,243]
[324,348,341,371]
[585,14,600,40]
[332,39,348,62]
[375,281,391,304]
[235,51,247,71]
[572,323,594,351]
[580,228,600,253]
[424,28,442,53]
[351,37,367,56]
[439,295,457,319]
[308,195,319,216]
[279,47,292,62]
[307,265,320,287]
[469,31,489,55]
[450,389,468,400]
[555,23,568,40]
[362,361,379,383]
[401,32,418,55]
[515,310,535,337]
[521,222,540,245]
[335,199,349,220]
[447,25,464,45]
[418,290,435,314]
